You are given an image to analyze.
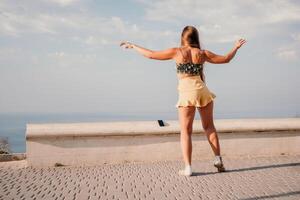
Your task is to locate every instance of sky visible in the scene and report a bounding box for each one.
[0,0,299,119]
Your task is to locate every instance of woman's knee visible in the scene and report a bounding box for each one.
[181,127,193,135]
[178,107,195,136]
[202,123,216,134]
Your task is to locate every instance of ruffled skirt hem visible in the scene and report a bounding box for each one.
[175,93,216,108]
[175,76,216,108]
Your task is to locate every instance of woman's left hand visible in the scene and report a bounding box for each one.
[120,41,134,49]
[234,38,246,49]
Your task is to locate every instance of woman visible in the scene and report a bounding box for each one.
[120,25,246,176]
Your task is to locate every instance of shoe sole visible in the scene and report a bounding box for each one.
[178,170,192,176]
[214,164,226,172]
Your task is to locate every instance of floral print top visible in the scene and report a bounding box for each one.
[176,62,203,75]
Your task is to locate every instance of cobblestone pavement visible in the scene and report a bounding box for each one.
[1,155,300,200]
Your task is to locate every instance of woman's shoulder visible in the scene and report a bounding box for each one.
[176,46,204,52]
[190,48,206,57]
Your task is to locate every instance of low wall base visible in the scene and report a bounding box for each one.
[26,131,300,167]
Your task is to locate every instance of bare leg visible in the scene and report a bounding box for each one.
[197,101,220,156]
[178,106,196,166]
[198,100,225,172]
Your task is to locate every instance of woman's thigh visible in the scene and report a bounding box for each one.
[197,101,215,131]
[178,106,196,134]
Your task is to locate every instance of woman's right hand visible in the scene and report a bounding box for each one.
[235,38,246,49]
[120,41,134,49]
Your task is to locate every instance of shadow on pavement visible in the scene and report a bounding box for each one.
[226,162,300,173]
[239,190,300,200]
[192,162,300,176]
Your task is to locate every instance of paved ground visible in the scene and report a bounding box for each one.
[0,155,300,200]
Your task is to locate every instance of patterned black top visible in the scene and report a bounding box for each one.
[176,62,203,75]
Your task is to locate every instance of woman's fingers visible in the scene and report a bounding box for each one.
[234,38,246,49]
[120,41,133,49]
[240,39,246,43]
[120,41,128,47]
[237,38,246,47]
[120,41,125,46]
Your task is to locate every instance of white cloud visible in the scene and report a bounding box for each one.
[46,0,78,6]
[0,1,176,48]
[0,12,60,36]
[138,0,300,43]
[142,0,300,24]
[263,1,300,23]
[0,47,20,58]
[47,51,98,68]
[275,31,300,62]
[54,52,65,58]
[276,47,298,61]
[85,36,109,45]
[291,33,300,42]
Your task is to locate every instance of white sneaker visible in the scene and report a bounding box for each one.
[214,156,226,172]
[178,165,192,176]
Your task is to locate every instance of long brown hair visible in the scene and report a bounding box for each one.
[180,26,205,82]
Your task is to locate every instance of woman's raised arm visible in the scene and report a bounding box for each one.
[204,38,246,64]
[120,41,177,60]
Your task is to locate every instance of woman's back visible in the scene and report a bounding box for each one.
[175,46,205,80]
[175,46,205,64]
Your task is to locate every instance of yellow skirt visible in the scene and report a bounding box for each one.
[175,75,216,108]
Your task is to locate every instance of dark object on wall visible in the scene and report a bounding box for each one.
[157,120,165,127]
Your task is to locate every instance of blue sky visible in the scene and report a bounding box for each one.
[0,0,299,119]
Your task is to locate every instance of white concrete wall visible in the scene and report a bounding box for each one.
[26,118,300,167]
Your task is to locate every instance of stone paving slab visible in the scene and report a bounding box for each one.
[0,155,300,200]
